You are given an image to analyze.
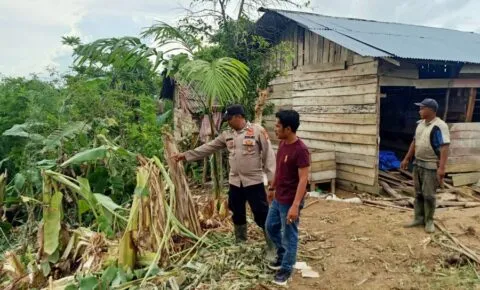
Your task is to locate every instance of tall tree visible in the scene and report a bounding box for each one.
[181,0,310,29]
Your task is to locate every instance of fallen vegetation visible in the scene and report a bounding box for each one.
[0,134,273,289]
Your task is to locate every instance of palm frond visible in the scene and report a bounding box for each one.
[178,57,249,107]
[75,37,162,71]
[141,21,201,55]
[62,36,81,47]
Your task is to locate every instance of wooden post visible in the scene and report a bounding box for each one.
[297,27,304,67]
[202,135,211,185]
[304,30,310,65]
[254,89,269,124]
[293,25,298,68]
[465,88,477,122]
[443,88,450,121]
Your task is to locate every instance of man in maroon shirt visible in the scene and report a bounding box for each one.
[265,110,310,286]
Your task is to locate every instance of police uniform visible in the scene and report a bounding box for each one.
[184,121,276,230]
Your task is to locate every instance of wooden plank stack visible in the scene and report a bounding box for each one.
[378,169,480,209]
[447,123,480,186]
[378,169,415,197]
[309,150,336,193]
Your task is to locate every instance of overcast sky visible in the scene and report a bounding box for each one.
[1,0,479,78]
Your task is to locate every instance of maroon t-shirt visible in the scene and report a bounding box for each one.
[275,138,310,205]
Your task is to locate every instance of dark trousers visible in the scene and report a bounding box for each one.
[413,165,438,219]
[228,183,269,228]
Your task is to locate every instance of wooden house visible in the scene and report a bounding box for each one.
[256,8,480,194]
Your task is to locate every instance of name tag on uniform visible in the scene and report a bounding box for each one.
[226,137,234,150]
[242,139,255,146]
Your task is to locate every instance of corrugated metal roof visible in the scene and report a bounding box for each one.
[259,8,480,64]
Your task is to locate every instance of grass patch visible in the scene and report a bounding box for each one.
[431,263,480,290]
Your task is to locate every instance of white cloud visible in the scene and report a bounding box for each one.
[0,0,91,76]
[310,0,480,32]
[1,0,480,77]
[0,0,187,77]
[0,0,88,27]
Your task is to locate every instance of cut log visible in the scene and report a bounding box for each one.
[379,181,403,199]
[443,183,480,202]
[396,186,415,196]
[361,200,411,211]
[379,177,403,187]
[394,199,414,207]
[398,169,413,179]
[379,171,414,186]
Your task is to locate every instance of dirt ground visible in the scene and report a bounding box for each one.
[277,198,480,290]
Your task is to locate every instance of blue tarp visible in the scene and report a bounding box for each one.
[379,151,401,171]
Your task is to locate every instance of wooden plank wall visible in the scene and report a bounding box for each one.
[270,23,352,70]
[447,123,480,177]
[265,56,381,194]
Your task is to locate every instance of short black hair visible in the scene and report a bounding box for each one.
[275,110,300,133]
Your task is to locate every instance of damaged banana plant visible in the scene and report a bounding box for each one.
[119,152,203,287]
[45,170,127,238]
[0,135,214,289]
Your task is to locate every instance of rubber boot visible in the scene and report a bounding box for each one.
[234,224,247,243]
[263,229,277,263]
[424,197,436,233]
[404,197,425,228]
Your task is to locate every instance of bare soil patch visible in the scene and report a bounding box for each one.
[279,199,480,290]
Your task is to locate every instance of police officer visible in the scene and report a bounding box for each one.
[172,104,276,250]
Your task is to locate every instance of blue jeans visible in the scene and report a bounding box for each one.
[265,199,301,273]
